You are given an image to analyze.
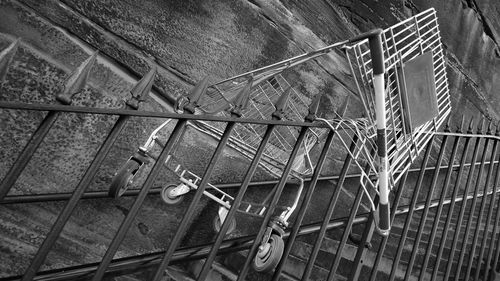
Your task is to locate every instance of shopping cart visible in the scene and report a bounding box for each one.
[109,72,326,272]
[109,7,450,272]
[317,8,450,235]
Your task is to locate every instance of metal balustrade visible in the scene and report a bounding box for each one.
[2,39,500,281]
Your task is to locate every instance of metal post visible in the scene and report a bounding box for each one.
[485,124,500,280]
[365,171,408,281]
[301,137,358,281]
[195,124,276,281]
[0,52,97,201]
[235,127,309,281]
[418,124,461,280]
[454,120,490,281]
[388,139,434,281]
[477,137,500,281]
[21,67,157,281]
[271,97,349,281]
[150,121,236,281]
[403,133,449,281]
[270,129,336,281]
[22,115,128,281]
[91,118,188,280]
[431,121,471,281]
[327,160,375,281]
[469,124,498,281]
[443,120,482,280]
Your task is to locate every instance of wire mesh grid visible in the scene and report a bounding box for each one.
[343,8,451,186]
[190,74,327,178]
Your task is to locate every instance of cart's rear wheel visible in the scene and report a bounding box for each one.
[109,160,141,198]
[213,215,236,235]
[161,184,185,205]
[253,234,284,272]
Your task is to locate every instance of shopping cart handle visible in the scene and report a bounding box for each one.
[348,29,385,75]
[377,202,391,236]
[348,29,382,43]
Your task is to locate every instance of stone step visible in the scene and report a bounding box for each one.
[282,220,488,280]
[392,198,493,228]
[164,265,197,281]
[366,263,446,281]
[282,254,347,281]
[112,265,196,281]
[385,221,497,262]
[289,235,358,269]
[284,238,446,281]
[187,259,240,281]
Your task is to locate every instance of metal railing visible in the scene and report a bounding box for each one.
[2,40,500,281]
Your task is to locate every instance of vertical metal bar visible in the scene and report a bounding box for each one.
[22,66,157,280]
[21,115,129,281]
[196,124,276,281]
[0,111,59,200]
[152,121,237,281]
[478,139,500,281]
[270,129,336,281]
[470,135,499,280]
[431,127,472,281]
[235,126,309,281]
[300,137,357,281]
[454,132,491,281]
[443,127,483,280]
[403,134,449,281]
[92,118,188,281]
[491,198,500,278]
[327,164,370,281]
[359,171,408,281]
[418,130,461,280]
[484,128,500,280]
[388,139,434,281]
[349,197,378,281]
[0,52,97,201]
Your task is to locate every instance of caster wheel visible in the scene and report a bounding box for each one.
[161,184,185,205]
[213,215,236,235]
[109,160,141,198]
[253,234,284,272]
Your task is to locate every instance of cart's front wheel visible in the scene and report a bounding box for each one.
[253,234,284,272]
[161,184,185,205]
[109,160,141,198]
[213,215,236,235]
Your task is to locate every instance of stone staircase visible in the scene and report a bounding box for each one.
[274,192,497,281]
[371,196,498,281]
[110,183,499,281]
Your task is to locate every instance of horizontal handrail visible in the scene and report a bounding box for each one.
[3,185,494,281]
[3,158,499,204]
[0,101,324,127]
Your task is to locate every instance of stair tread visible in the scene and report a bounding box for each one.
[164,265,196,281]
[283,254,348,281]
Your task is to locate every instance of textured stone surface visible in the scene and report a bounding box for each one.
[0,0,500,278]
